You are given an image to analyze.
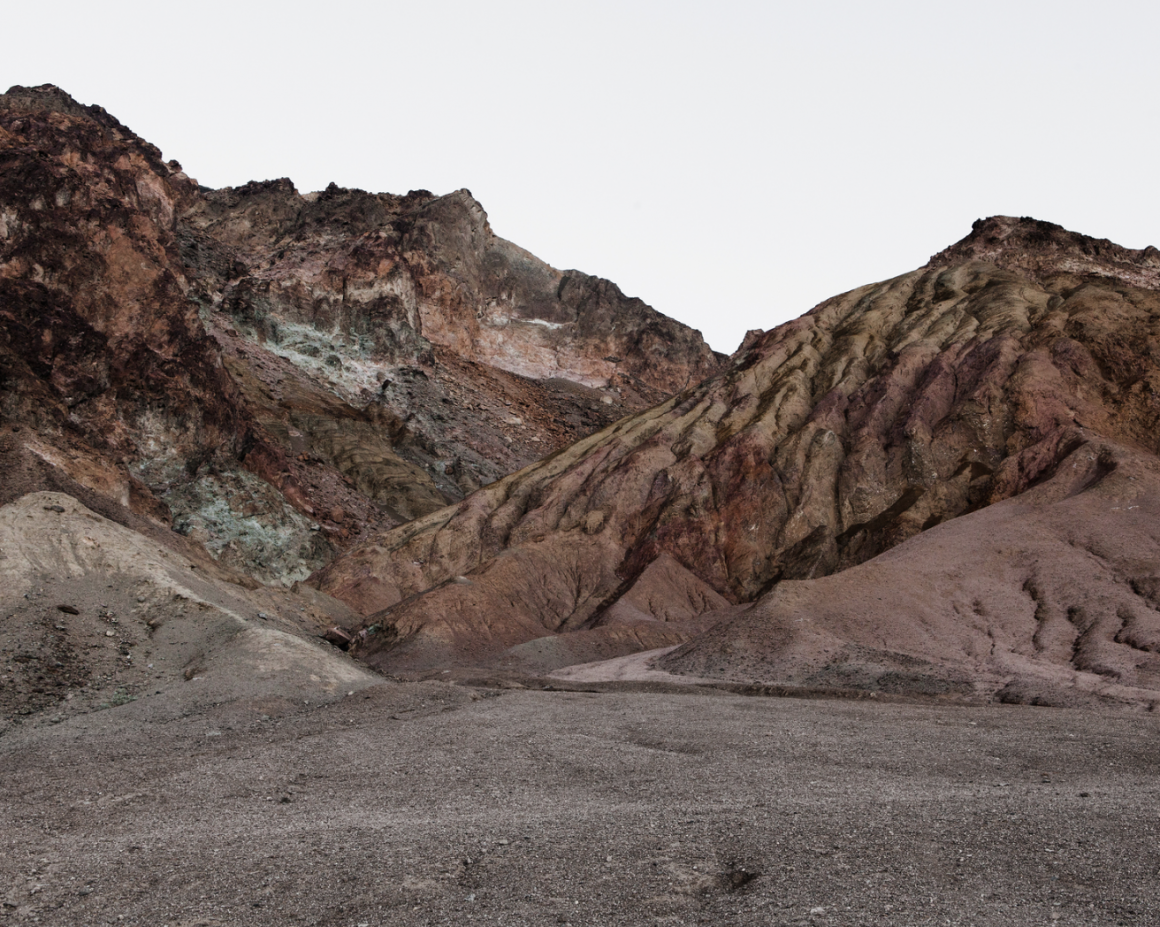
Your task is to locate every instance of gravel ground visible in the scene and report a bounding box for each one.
[2,683,1159,927]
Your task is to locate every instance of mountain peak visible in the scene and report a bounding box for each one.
[928,215,1160,290]
[2,83,114,125]
[2,82,82,108]
[0,83,161,165]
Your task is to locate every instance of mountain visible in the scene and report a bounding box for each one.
[314,217,1160,705]
[6,83,1160,711]
[0,84,722,588]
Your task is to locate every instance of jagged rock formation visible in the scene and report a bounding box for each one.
[929,215,1160,290]
[315,217,1160,704]
[181,176,723,503]
[0,85,310,576]
[182,178,721,394]
[8,83,1160,707]
[0,84,722,586]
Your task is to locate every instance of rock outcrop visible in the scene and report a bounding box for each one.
[0,84,723,585]
[182,179,722,395]
[314,217,1160,704]
[8,84,1160,707]
[929,215,1160,290]
[0,85,356,584]
[180,176,724,504]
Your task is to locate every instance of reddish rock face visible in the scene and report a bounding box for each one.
[0,86,257,494]
[10,84,1160,705]
[0,85,358,583]
[314,219,1160,704]
[179,174,724,507]
[0,84,724,585]
[183,180,722,394]
[659,437,1160,708]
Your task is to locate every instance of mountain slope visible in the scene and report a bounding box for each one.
[0,491,377,731]
[314,218,1160,704]
[0,84,722,586]
[659,437,1160,707]
[7,84,1160,707]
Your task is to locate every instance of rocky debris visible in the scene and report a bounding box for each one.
[3,683,1157,926]
[314,218,1160,704]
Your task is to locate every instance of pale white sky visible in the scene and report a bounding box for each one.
[6,1,1159,352]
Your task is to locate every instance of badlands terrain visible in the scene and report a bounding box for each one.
[3,84,1160,925]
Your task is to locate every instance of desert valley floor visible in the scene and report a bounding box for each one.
[3,681,1159,927]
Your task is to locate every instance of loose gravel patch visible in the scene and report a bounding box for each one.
[2,684,1158,926]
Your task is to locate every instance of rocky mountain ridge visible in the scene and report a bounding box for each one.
[5,83,1160,712]
[314,213,1160,706]
[0,83,723,588]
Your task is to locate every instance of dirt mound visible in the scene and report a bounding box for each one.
[659,439,1160,707]
[0,492,377,733]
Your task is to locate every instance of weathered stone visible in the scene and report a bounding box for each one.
[314,218,1160,695]
[0,84,723,584]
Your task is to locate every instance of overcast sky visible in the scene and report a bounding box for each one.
[6,0,1159,352]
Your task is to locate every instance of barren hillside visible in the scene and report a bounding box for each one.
[315,217,1160,706]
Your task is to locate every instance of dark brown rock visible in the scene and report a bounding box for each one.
[0,83,322,582]
[183,180,722,393]
[322,626,355,650]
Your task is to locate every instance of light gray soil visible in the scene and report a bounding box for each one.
[2,683,1158,927]
[547,646,705,684]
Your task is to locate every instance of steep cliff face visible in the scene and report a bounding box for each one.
[314,218,1160,703]
[0,84,724,586]
[0,87,250,500]
[182,180,722,395]
[0,86,360,583]
[179,176,724,502]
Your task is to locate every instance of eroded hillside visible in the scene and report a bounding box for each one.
[6,82,1160,709]
[0,83,722,588]
[314,217,1160,704]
